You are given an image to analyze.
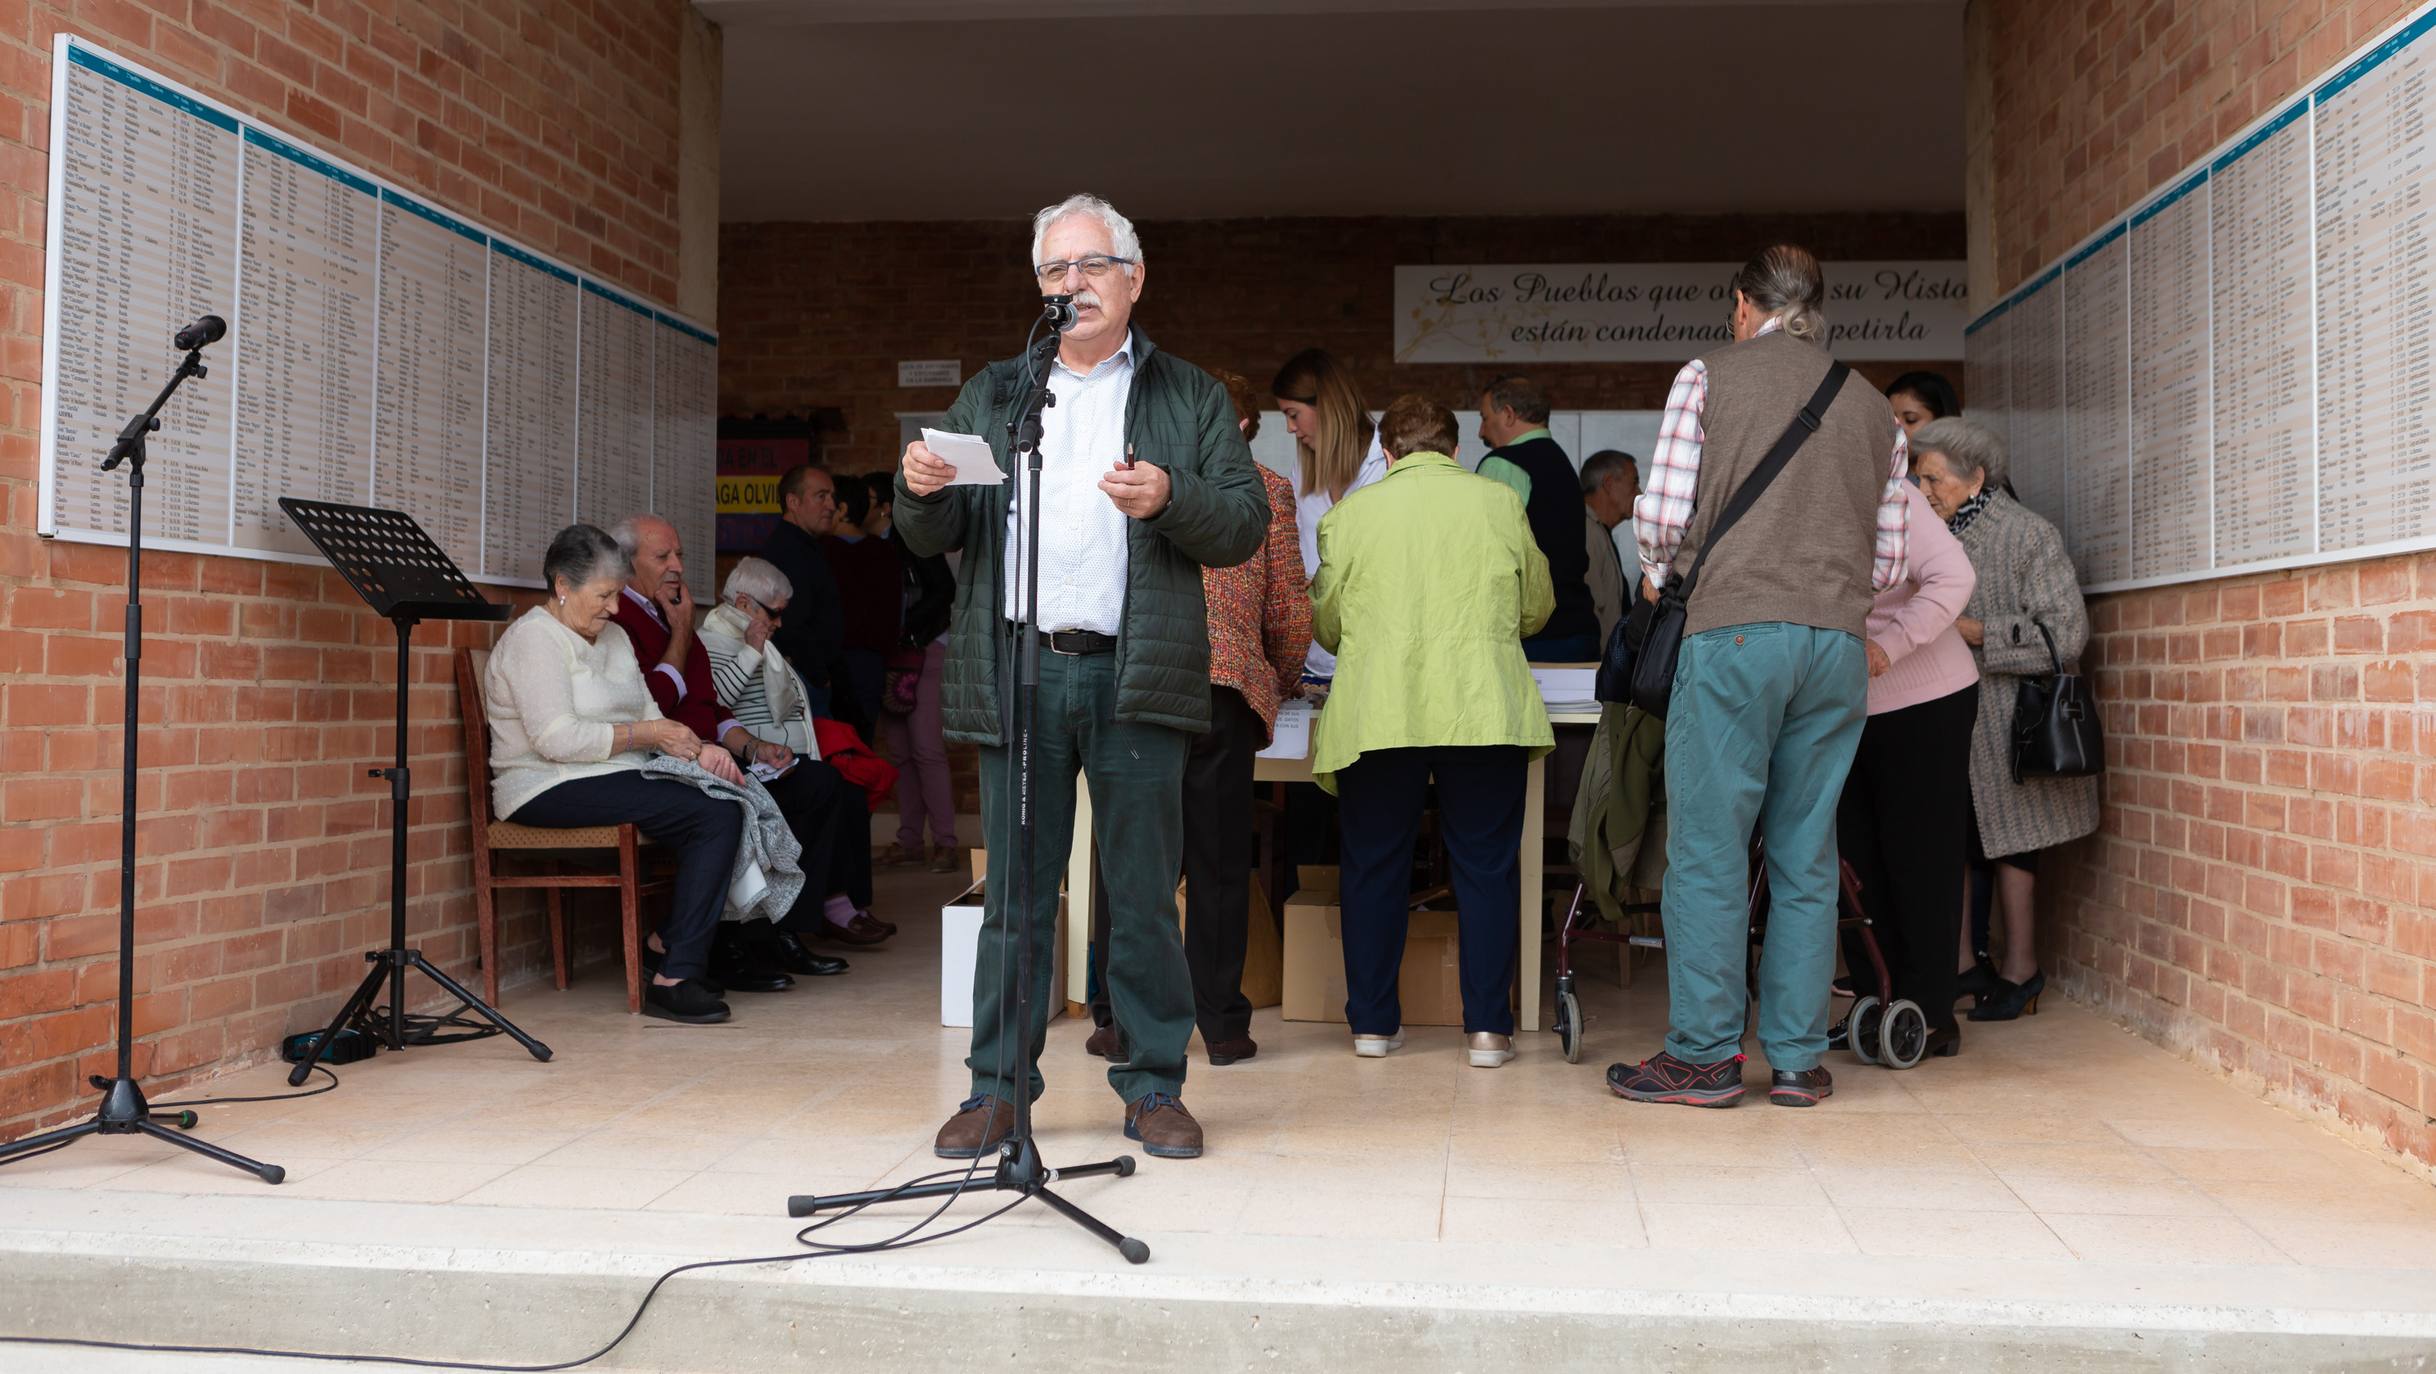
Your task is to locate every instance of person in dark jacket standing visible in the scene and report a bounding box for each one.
[759,464,866,736]
[896,193,1268,1163]
[824,477,903,728]
[1477,376,1601,661]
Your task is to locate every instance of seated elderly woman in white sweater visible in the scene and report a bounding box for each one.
[484,524,747,1025]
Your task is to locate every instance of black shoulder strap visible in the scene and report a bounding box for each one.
[1674,360,1849,600]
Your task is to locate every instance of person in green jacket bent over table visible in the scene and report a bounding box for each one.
[1310,395,1555,1068]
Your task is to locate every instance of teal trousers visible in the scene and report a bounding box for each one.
[1660,622,1867,1071]
[968,649,1193,1106]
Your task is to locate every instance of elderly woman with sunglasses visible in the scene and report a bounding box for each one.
[700,557,890,960]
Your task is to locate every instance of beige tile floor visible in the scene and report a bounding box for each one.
[5,863,2436,1333]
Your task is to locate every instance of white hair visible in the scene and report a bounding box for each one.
[608,513,672,561]
[1029,193,1141,271]
[721,556,792,607]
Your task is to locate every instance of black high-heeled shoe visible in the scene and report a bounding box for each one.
[1955,957,2001,1002]
[1921,1025,1962,1058]
[1968,970,2045,1021]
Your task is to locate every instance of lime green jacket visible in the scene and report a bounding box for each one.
[1309,451,1556,792]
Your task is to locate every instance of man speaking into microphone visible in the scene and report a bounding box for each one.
[895,193,1267,1162]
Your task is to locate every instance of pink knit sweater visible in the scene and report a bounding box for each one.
[1867,482,1979,715]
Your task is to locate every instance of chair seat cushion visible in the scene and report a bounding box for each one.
[487,821,628,849]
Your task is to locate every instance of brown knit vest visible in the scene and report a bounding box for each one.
[1672,331,1897,638]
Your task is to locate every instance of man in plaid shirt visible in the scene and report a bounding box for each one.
[1608,245,1911,1112]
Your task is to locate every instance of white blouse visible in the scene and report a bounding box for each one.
[484,607,659,820]
[1292,427,1389,679]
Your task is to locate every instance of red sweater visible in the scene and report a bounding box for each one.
[612,588,737,744]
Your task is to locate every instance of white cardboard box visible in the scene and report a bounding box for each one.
[940,881,1067,1028]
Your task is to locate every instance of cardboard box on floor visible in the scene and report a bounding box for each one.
[962,851,1284,1012]
[939,875,1067,1029]
[1281,866,1467,1027]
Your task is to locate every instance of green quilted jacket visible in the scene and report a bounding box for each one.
[891,330,1270,745]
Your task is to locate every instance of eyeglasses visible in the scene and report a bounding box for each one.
[1033,255,1135,284]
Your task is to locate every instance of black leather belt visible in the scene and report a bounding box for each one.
[1029,627,1117,655]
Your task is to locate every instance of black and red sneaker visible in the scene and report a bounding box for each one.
[1606,1052,1747,1107]
[1769,1065,1834,1107]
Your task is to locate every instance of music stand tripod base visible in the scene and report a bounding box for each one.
[275,498,549,1085]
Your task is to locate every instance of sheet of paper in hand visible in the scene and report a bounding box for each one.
[920,428,1006,486]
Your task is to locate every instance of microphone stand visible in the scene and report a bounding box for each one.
[789,306,1148,1262]
[0,342,285,1183]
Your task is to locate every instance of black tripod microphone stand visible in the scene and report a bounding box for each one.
[789,300,1150,1262]
[0,337,284,1183]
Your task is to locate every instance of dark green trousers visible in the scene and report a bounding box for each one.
[968,650,1192,1106]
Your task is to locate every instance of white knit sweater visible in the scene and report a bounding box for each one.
[484,607,659,820]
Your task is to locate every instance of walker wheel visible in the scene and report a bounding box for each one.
[1555,987,1584,1065]
[1879,999,1929,1070]
[1848,996,1881,1066]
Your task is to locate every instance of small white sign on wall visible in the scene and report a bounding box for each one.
[897,359,964,388]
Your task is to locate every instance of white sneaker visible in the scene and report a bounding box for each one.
[1352,1032,1405,1058]
[1467,1032,1515,1068]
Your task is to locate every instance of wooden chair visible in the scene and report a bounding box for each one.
[456,647,668,1013]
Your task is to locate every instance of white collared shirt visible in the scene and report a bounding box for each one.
[1004,335,1135,633]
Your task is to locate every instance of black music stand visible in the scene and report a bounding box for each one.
[276,499,551,1083]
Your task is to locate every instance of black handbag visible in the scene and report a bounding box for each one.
[2010,621,2104,781]
[1622,361,1850,719]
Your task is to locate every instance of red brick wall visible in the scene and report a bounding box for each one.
[718,212,1964,478]
[1982,0,2436,1171]
[0,0,692,1137]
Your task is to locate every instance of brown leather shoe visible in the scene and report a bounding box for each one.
[1084,1023,1124,1060]
[813,914,889,947]
[876,843,923,868]
[1204,1036,1257,1066]
[1123,1093,1203,1159]
[933,1094,1016,1159]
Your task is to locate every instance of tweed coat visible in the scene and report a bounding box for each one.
[1952,491,2101,858]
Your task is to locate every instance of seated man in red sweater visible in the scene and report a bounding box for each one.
[610,514,857,988]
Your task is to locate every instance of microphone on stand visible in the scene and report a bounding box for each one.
[1041,294,1077,333]
[173,314,227,351]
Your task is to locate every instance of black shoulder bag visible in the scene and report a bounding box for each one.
[2011,621,2104,780]
[1616,361,1849,719]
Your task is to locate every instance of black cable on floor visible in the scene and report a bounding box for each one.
[0,1157,1006,1370]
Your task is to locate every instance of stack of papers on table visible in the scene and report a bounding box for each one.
[1532,666,1599,714]
[1257,699,1313,760]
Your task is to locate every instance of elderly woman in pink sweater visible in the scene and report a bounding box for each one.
[1831,480,1980,1062]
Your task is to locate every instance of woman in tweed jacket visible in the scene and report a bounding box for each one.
[1909,419,2099,1022]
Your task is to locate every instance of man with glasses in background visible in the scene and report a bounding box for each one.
[760,464,865,736]
[895,192,1268,1162]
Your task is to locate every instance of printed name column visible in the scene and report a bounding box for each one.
[231,128,376,557]
[2212,106,2316,566]
[2130,176,2213,580]
[371,191,487,571]
[482,244,578,583]
[48,49,238,545]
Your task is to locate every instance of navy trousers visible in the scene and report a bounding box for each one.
[1334,745,1527,1036]
[511,771,742,981]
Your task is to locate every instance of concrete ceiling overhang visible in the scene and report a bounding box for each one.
[708,0,1964,222]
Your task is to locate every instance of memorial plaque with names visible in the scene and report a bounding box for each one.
[654,318,718,600]
[575,283,655,529]
[2004,275,2070,548]
[1965,305,2011,456]
[2315,24,2436,554]
[231,128,377,557]
[38,36,708,589]
[372,190,487,575]
[46,47,239,548]
[2129,178,2214,580]
[483,244,579,584]
[2064,230,2131,584]
[2212,106,2318,566]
